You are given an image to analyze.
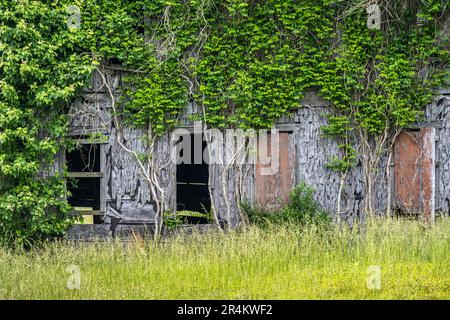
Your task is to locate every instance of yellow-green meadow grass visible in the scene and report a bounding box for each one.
[0,218,448,299]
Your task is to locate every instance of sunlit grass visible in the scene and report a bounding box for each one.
[0,218,449,299]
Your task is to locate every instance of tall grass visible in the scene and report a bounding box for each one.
[0,218,449,299]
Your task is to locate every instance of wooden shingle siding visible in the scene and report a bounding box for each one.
[65,65,450,238]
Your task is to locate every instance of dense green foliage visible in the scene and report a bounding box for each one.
[0,1,93,245]
[0,0,448,244]
[195,0,336,129]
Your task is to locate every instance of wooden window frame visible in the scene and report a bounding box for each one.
[65,138,108,218]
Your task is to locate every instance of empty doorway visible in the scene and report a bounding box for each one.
[176,133,210,222]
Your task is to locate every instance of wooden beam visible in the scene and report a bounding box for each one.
[69,210,104,216]
[275,123,296,133]
[69,128,109,136]
[66,172,104,178]
[71,138,109,145]
[406,122,442,129]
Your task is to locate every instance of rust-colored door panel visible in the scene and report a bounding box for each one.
[255,132,295,210]
[393,128,435,222]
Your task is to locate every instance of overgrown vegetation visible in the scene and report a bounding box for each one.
[0,0,448,245]
[0,1,93,246]
[163,210,212,230]
[0,218,448,299]
[244,182,331,226]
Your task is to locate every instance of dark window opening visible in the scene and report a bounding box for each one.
[67,178,100,210]
[176,133,210,224]
[107,57,123,65]
[66,144,100,172]
[66,143,103,224]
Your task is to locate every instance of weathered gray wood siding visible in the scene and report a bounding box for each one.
[426,93,450,215]
[69,67,176,224]
[68,67,450,226]
[277,106,385,224]
[277,90,450,221]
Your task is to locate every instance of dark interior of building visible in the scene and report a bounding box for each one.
[66,143,102,223]
[176,134,210,223]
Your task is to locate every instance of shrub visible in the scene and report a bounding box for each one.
[163,210,210,230]
[0,178,76,247]
[244,182,330,226]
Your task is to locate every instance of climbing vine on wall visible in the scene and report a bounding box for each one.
[0,0,448,244]
[194,0,337,129]
[320,0,449,217]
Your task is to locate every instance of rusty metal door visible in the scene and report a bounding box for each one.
[393,128,435,222]
[255,132,295,210]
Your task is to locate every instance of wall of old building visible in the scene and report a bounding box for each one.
[426,89,450,215]
[68,67,173,225]
[67,66,450,231]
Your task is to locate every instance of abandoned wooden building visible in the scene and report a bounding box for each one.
[63,64,450,239]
